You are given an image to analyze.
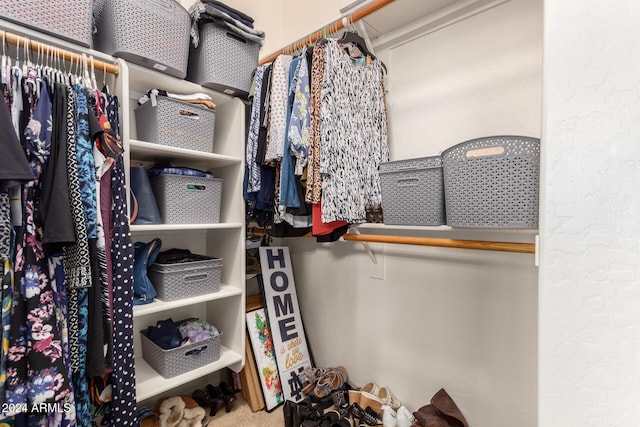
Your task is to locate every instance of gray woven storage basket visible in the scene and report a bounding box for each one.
[135,96,216,153]
[94,0,191,79]
[148,257,222,301]
[187,22,261,98]
[441,135,540,228]
[380,156,445,226]
[141,329,222,378]
[0,0,93,47]
[150,175,222,224]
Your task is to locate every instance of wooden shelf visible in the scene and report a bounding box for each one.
[133,285,243,318]
[135,346,243,403]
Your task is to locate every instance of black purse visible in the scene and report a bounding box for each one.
[133,238,162,305]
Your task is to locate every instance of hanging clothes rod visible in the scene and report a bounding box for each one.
[259,0,396,65]
[342,233,536,254]
[0,29,119,76]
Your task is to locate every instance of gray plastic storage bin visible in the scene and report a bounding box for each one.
[135,96,216,153]
[0,0,93,47]
[140,329,222,378]
[94,0,191,79]
[148,257,222,301]
[150,175,222,224]
[380,156,445,226]
[442,135,540,228]
[188,22,261,98]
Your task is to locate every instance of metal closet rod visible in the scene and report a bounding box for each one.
[0,29,119,76]
[342,233,536,254]
[259,0,396,65]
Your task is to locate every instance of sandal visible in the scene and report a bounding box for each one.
[314,366,348,398]
[301,366,331,395]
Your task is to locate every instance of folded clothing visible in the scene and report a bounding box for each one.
[177,318,220,345]
[138,89,216,109]
[145,317,220,350]
[148,162,214,179]
[201,0,254,28]
[190,1,265,48]
[145,318,185,350]
[154,248,215,265]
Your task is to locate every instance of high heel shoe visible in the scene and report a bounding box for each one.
[218,381,237,413]
[204,384,225,416]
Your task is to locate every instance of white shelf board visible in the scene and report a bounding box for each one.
[129,139,241,167]
[133,285,243,317]
[135,345,243,402]
[130,222,242,233]
[349,223,538,243]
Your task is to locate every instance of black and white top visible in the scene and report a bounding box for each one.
[319,39,389,223]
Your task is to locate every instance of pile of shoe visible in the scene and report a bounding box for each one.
[190,381,238,417]
[137,395,209,427]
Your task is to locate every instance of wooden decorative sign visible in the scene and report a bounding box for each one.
[259,246,313,403]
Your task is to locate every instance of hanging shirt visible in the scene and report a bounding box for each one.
[246,64,267,194]
[319,39,389,223]
[288,54,311,176]
[264,55,293,164]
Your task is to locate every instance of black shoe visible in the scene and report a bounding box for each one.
[204,384,226,416]
[218,381,237,413]
[284,400,297,427]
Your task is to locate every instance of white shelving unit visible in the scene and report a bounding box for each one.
[0,17,249,410]
[119,62,247,405]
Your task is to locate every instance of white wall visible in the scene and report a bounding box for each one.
[539,1,640,426]
[178,0,342,60]
[281,0,542,426]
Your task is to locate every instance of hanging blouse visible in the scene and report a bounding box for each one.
[319,39,389,223]
[246,64,268,193]
[264,54,293,164]
[287,54,311,176]
[305,43,326,205]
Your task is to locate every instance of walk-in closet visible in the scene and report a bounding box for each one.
[0,0,638,426]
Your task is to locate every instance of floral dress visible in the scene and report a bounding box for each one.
[5,81,71,414]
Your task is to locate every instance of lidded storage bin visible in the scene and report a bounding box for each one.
[94,0,191,78]
[379,156,446,226]
[149,257,222,301]
[0,0,93,47]
[188,22,261,98]
[135,96,216,153]
[140,328,222,378]
[441,135,540,228]
[150,175,222,224]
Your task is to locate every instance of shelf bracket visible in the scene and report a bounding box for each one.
[341,229,377,264]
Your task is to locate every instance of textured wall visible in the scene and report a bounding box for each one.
[539,1,640,425]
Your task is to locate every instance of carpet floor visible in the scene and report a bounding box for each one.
[206,394,284,426]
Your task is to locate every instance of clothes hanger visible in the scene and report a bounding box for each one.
[338,29,387,73]
[102,61,111,95]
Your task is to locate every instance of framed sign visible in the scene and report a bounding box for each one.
[259,247,312,402]
[246,308,284,411]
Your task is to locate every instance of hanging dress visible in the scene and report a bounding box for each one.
[319,39,389,224]
[5,79,72,414]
